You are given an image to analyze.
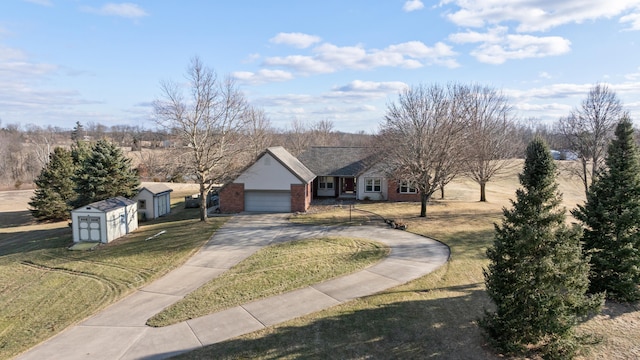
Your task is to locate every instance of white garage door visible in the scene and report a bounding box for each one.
[245,191,291,212]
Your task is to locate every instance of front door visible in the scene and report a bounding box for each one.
[343,178,355,193]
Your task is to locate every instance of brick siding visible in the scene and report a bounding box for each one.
[220,183,245,213]
[291,183,311,212]
[387,179,421,202]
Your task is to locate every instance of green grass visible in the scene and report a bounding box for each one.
[148,237,389,327]
[0,200,227,359]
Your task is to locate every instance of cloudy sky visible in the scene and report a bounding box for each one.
[2,0,640,132]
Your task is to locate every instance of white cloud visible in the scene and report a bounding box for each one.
[403,0,424,12]
[624,67,640,80]
[262,39,458,75]
[333,80,408,94]
[450,27,571,64]
[82,3,148,19]
[264,54,335,74]
[326,80,409,103]
[441,0,640,32]
[254,94,316,107]
[270,32,321,48]
[620,11,640,30]
[538,71,552,79]
[507,83,593,100]
[232,69,294,85]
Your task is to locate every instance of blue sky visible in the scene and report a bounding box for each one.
[2,0,640,133]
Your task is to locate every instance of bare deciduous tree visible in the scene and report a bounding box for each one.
[243,106,274,158]
[380,83,468,217]
[154,56,250,221]
[556,83,624,195]
[461,84,518,202]
[285,119,313,156]
[311,119,336,146]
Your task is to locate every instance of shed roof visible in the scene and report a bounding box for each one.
[83,196,136,212]
[266,146,316,183]
[139,183,173,195]
[297,146,378,177]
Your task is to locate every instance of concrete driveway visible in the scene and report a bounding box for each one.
[17,213,450,360]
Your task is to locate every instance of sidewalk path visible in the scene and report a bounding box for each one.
[17,213,450,360]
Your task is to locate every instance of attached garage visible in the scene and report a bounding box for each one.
[220,146,315,213]
[245,191,291,212]
[71,197,138,243]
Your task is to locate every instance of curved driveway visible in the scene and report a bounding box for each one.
[17,213,450,360]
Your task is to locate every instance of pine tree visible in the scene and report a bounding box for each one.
[481,137,603,359]
[73,139,140,207]
[29,147,77,221]
[71,121,84,141]
[573,116,640,302]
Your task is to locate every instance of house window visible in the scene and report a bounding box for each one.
[138,199,146,210]
[319,176,334,189]
[365,178,382,192]
[399,180,417,194]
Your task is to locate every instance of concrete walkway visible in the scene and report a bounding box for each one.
[17,213,450,360]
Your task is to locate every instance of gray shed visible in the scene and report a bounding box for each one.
[134,183,173,221]
[71,197,138,243]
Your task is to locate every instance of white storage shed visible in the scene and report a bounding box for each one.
[71,197,138,243]
[134,184,173,221]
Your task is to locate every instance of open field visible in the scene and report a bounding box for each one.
[179,161,639,360]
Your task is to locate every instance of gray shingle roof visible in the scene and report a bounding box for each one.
[296,146,378,177]
[86,196,136,212]
[139,183,173,195]
[266,146,316,183]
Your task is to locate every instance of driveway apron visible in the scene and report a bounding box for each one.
[16,213,450,360]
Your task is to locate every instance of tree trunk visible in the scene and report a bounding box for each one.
[199,184,207,222]
[480,182,487,202]
[440,185,445,199]
[420,192,428,217]
[581,158,589,197]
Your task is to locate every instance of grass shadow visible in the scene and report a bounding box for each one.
[0,210,35,228]
[174,285,499,360]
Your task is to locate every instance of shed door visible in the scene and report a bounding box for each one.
[79,216,101,242]
[245,191,291,212]
[158,195,168,217]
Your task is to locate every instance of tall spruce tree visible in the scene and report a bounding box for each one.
[481,137,603,359]
[29,147,77,221]
[73,139,140,207]
[573,116,640,302]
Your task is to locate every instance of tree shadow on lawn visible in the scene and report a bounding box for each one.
[0,227,70,257]
[175,284,500,360]
[0,210,35,228]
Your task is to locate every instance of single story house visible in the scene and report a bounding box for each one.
[219,146,420,213]
[71,197,138,243]
[297,146,421,202]
[134,183,173,221]
[219,146,316,213]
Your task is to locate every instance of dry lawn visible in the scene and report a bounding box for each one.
[180,160,639,360]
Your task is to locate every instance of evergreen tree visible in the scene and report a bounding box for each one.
[481,137,603,359]
[29,147,77,221]
[73,139,140,207]
[573,116,640,302]
[71,121,84,141]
